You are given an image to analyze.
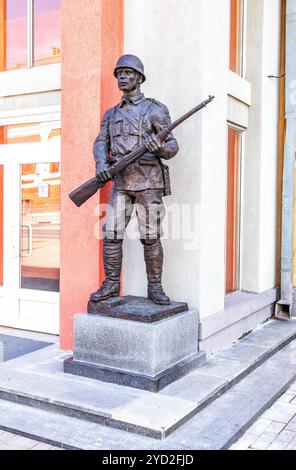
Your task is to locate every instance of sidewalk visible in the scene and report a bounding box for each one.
[0,318,296,449]
[4,378,296,450]
[0,430,60,450]
[230,378,296,450]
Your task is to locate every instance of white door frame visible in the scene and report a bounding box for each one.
[0,136,61,334]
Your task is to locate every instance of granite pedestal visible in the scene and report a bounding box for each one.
[64,296,205,392]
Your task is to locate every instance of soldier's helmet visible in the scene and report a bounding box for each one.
[114,54,146,83]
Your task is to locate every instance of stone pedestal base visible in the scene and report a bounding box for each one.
[64,296,205,392]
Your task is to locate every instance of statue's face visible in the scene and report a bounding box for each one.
[116,68,142,93]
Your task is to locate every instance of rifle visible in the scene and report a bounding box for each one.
[69,95,215,207]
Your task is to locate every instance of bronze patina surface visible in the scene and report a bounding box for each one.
[87,295,188,323]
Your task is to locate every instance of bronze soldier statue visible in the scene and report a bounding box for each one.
[90,54,179,305]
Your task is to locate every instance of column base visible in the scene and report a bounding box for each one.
[64,351,206,392]
[64,295,205,392]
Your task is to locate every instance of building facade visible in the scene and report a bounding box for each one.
[0,0,290,355]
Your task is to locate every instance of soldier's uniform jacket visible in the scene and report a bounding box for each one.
[93,92,179,195]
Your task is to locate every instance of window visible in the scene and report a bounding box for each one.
[0,0,61,71]
[34,0,61,66]
[0,128,5,285]
[0,163,3,286]
[226,127,242,294]
[229,0,244,76]
[1,122,61,144]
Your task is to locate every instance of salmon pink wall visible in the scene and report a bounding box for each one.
[0,164,3,286]
[60,0,123,350]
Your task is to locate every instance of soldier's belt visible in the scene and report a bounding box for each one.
[110,152,157,165]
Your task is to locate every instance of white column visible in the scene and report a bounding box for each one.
[123,0,229,315]
[242,0,281,292]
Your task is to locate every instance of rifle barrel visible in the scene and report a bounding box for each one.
[109,95,215,177]
[168,95,215,133]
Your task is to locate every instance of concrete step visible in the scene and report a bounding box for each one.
[0,339,295,449]
[0,319,296,441]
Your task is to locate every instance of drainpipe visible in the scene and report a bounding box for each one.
[276,0,296,319]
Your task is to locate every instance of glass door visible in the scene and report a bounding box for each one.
[0,122,61,334]
[20,162,60,292]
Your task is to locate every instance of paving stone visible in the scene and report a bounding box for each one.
[0,345,63,370]
[266,421,286,433]
[0,366,198,437]
[277,429,296,442]
[196,357,245,381]
[266,430,295,450]
[241,320,296,347]
[262,402,296,424]
[267,439,289,450]
[165,345,296,450]
[0,435,39,450]
[0,321,295,449]
[250,432,277,450]
[31,442,58,450]
[285,421,296,432]
[229,433,258,450]
[217,342,269,366]
[286,437,296,450]
[160,370,227,404]
[278,393,295,403]
[111,395,197,436]
[246,418,272,436]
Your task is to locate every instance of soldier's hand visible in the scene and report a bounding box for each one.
[96,169,111,183]
[144,134,165,153]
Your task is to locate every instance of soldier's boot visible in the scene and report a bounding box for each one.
[90,240,122,302]
[143,240,170,305]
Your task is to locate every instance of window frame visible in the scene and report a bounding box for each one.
[225,124,244,295]
[1,0,61,71]
[229,0,246,77]
[27,0,33,68]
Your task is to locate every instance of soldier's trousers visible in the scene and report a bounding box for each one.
[103,188,165,242]
[102,188,166,284]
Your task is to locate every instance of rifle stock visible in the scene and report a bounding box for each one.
[69,176,104,207]
[69,95,215,207]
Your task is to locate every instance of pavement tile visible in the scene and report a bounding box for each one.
[216,342,268,366]
[267,440,289,450]
[111,395,196,433]
[0,434,39,450]
[285,421,296,432]
[0,431,16,444]
[0,323,296,450]
[229,433,258,450]
[250,432,277,450]
[278,429,296,441]
[261,402,296,424]
[266,421,286,433]
[196,357,245,381]
[286,437,296,450]
[278,393,295,403]
[160,370,227,404]
[31,442,57,450]
[240,322,296,347]
[267,430,296,450]
[247,418,272,436]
